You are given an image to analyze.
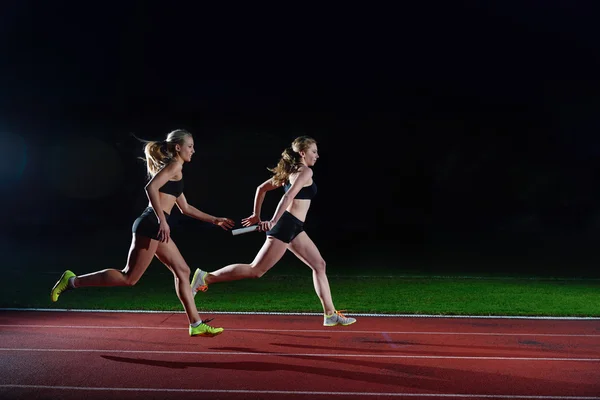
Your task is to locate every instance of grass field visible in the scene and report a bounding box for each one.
[4,267,600,317]
[3,230,600,317]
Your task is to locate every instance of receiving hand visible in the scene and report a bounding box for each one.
[241,214,260,227]
[214,217,235,230]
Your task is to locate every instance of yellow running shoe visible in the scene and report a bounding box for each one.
[50,270,76,302]
[191,268,208,297]
[189,319,224,337]
[323,310,357,326]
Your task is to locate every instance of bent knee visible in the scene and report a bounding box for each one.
[313,259,326,273]
[120,270,140,287]
[249,265,268,279]
[171,264,191,278]
[122,275,140,287]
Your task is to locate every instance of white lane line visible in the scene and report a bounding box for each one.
[0,348,598,361]
[0,384,598,399]
[1,324,599,337]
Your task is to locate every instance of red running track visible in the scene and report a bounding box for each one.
[0,310,599,399]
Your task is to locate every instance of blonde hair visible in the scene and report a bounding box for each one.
[135,129,192,177]
[268,136,317,186]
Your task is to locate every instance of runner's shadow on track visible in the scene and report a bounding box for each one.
[100,354,417,387]
[272,353,600,395]
[99,354,600,394]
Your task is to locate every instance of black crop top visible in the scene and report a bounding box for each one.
[159,178,184,198]
[284,180,317,200]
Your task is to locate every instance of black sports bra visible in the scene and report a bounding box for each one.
[159,178,184,198]
[284,180,317,200]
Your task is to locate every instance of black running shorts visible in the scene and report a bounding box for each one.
[266,211,304,243]
[132,207,170,240]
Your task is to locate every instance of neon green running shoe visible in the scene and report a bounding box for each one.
[189,319,224,337]
[191,268,208,297]
[50,270,76,302]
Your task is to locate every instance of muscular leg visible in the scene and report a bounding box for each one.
[288,232,335,314]
[206,237,288,284]
[154,239,201,324]
[73,235,158,288]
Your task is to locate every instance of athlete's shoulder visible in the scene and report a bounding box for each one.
[297,166,313,177]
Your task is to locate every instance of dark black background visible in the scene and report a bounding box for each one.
[2,1,600,275]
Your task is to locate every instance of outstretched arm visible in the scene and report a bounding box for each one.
[175,193,235,230]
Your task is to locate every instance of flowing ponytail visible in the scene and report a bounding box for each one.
[267,136,317,186]
[133,129,192,178]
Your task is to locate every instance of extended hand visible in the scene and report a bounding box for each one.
[241,214,260,227]
[214,217,235,230]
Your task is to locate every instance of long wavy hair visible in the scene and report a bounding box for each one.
[268,136,317,186]
[134,129,192,178]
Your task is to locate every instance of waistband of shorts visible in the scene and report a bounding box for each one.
[282,210,304,225]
